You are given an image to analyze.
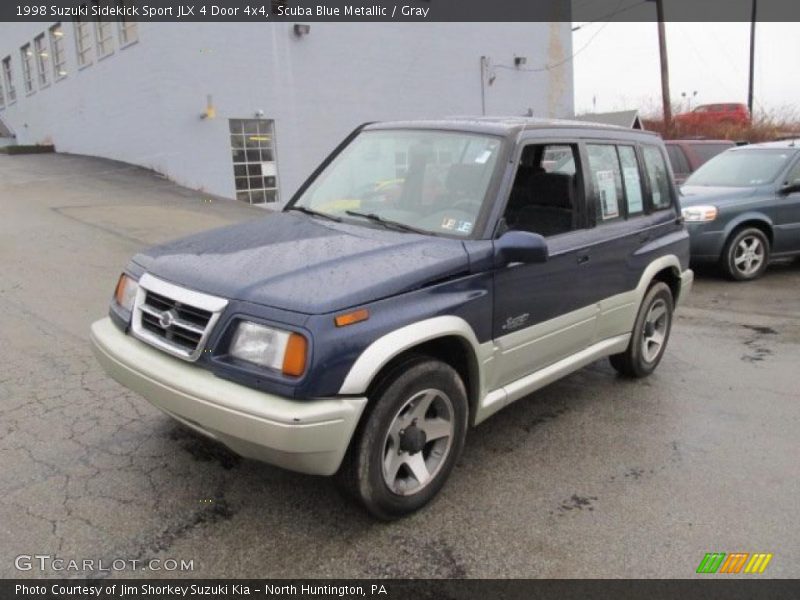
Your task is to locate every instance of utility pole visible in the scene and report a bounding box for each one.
[654,0,672,128]
[748,0,757,117]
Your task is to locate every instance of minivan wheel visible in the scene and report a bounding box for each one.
[609,282,674,378]
[721,227,769,281]
[334,357,468,520]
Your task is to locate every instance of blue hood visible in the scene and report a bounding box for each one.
[132,212,470,314]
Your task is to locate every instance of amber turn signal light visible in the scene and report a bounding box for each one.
[282,333,308,377]
[334,308,369,328]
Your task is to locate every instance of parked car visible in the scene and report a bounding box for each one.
[665,139,736,184]
[680,140,800,280]
[91,118,693,519]
[674,103,751,128]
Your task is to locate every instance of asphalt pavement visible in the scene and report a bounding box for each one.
[1,153,798,578]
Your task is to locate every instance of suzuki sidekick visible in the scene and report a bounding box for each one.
[91,118,693,519]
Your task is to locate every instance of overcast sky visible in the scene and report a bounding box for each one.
[572,22,800,118]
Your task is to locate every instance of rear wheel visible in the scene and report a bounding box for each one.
[334,357,468,520]
[721,227,769,281]
[610,282,674,378]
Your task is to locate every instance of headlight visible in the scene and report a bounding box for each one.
[681,205,718,222]
[229,321,308,377]
[114,274,139,312]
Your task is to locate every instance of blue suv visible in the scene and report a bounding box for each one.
[91,118,693,518]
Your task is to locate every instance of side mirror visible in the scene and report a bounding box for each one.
[494,230,548,267]
[779,181,800,195]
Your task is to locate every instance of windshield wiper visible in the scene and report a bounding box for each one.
[285,205,342,222]
[344,210,427,234]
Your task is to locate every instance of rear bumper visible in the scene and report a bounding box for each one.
[90,317,366,475]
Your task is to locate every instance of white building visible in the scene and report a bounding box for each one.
[0,21,573,205]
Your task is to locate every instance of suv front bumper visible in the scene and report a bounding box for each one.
[90,318,366,475]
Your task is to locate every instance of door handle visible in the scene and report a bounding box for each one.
[577,254,590,265]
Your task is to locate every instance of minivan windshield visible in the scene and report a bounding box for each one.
[289,129,503,237]
[685,148,795,187]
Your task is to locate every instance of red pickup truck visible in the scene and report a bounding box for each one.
[674,103,751,128]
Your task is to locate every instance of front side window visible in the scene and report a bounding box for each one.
[20,44,34,93]
[74,17,93,66]
[34,34,49,87]
[685,149,797,188]
[642,145,673,210]
[293,129,503,237]
[49,24,68,78]
[502,143,580,237]
[2,56,16,103]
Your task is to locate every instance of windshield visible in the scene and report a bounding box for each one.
[290,129,503,237]
[685,149,795,187]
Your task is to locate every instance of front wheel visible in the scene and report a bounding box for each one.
[721,227,770,281]
[334,357,468,520]
[610,282,674,378]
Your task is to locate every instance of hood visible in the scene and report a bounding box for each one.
[132,212,470,314]
[679,185,761,207]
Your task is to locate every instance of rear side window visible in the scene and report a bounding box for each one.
[587,144,624,222]
[618,146,644,215]
[642,146,673,210]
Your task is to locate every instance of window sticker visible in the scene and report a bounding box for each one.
[623,167,643,213]
[596,170,619,219]
[456,220,473,234]
[441,217,457,230]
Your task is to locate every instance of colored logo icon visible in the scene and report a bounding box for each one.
[696,552,773,574]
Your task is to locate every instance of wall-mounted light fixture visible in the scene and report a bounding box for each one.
[514,56,528,67]
[201,94,216,120]
[293,24,311,37]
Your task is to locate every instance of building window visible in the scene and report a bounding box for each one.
[49,24,68,79]
[34,34,49,88]
[118,2,138,45]
[20,44,34,94]
[74,17,94,66]
[2,56,17,103]
[94,19,114,57]
[229,119,279,205]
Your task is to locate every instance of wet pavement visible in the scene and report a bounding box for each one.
[1,153,798,578]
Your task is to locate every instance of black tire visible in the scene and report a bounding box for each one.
[609,282,674,378]
[721,227,770,281]
[334,356,468,520]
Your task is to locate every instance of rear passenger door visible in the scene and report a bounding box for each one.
[579,142,682,343]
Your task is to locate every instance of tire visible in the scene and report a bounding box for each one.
[721,227,770,281]
[334,357,468,520]
[609,282,674,378]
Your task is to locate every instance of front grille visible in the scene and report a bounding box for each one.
[131,274,228,361]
